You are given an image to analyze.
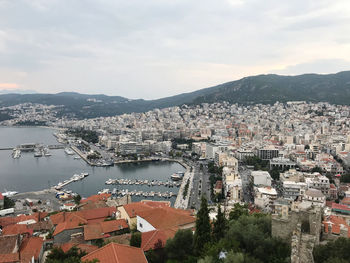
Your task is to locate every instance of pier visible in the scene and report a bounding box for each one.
[53,173,89,190]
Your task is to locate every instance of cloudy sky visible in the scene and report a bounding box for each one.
[0,0,350,99]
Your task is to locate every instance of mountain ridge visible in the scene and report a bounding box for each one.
[1,71,350,118]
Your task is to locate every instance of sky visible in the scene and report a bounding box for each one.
[0,0,350,99]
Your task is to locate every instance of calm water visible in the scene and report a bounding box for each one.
[0,127,184,202]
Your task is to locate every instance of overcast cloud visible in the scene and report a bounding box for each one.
[0,0,349,99]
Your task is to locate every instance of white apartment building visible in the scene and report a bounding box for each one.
[252,171,272,186]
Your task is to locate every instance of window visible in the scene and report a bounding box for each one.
[139,223,143,228]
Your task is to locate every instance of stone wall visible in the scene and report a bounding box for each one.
[272,206,322,243]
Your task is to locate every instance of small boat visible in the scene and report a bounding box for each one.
[64,148,75,155]
[34,150,42,157]
[171,173,182,181]
[74,156,81,160]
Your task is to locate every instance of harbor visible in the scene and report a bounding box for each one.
[0,127,185,204]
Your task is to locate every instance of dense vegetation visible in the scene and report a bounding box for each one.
[313,237,350,263]
[146,198,290,263]
[2,71,350,119]
[4,196,15,209]
[66,128,99,144]
[46,247,92,263]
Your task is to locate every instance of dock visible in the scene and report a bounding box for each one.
[53,173,89,190]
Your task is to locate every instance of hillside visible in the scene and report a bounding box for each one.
[1,71,350,118]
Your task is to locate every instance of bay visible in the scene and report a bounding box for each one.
[0,127,183,203]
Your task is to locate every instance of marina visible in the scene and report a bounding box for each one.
[105,178,181,187]
[99,188,177,198]
[0,127,185,204]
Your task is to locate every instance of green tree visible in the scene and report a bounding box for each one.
[73,194,82,205]
[223,251,244,263]
[130,232,142,247]
[165,229,194,262]
[4,196,15,209]
[194,196,211,256]
[46,247,89,263]
[212,204,226,241]
[313,237,350,263]
[229,203,248,221]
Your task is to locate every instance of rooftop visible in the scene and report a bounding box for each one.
[81,242,148,263]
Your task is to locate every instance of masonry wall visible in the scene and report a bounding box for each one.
[272,207,322,243]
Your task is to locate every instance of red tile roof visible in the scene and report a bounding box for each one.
[52,207,117,236]
[0,253,19,263]
[0,193,4,200]
[2,224,33,236]
[81,242,147,263]
[332,203,350,212]
[122,203,154,218]
[341,197,350,206]
[137,207,195,230]
[81,194,111,203]
[141,228,177,251]
[20,237,44,262]
[323,215,350,237]
[0,235,18,254]
[140,200,171,208]
[0,213,41,228]
[84,219,128,241]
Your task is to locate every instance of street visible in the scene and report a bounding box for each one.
[188,161,211,210]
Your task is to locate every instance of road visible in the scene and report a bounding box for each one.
[188,161,211,210]
[239,165,254,203]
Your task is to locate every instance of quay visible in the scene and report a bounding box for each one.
[70,145,95,166]
[52,172,89,190]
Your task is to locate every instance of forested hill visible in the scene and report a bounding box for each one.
[1,71,350,118]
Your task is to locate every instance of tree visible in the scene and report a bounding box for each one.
[194,196,211,256]
[212,204,226,241]
[313,237,350,263]
[46,247,88,263]
[311,166,323,173]
[4,196,15,209]
[166,229,194,261]
[73,194,81,205]
[229,203,248,221]
[130,232,142,247]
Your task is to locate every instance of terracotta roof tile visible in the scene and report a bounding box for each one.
[122,203,153,218]
[137,207,195,230]
[141,228,177,251]
[20,237,44,261]
[0,235,18,254]
[0,253,19,263]
[84,219,128,241]
[81,194,111,203]
[2,224,33,236]
[81,243,147,263]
